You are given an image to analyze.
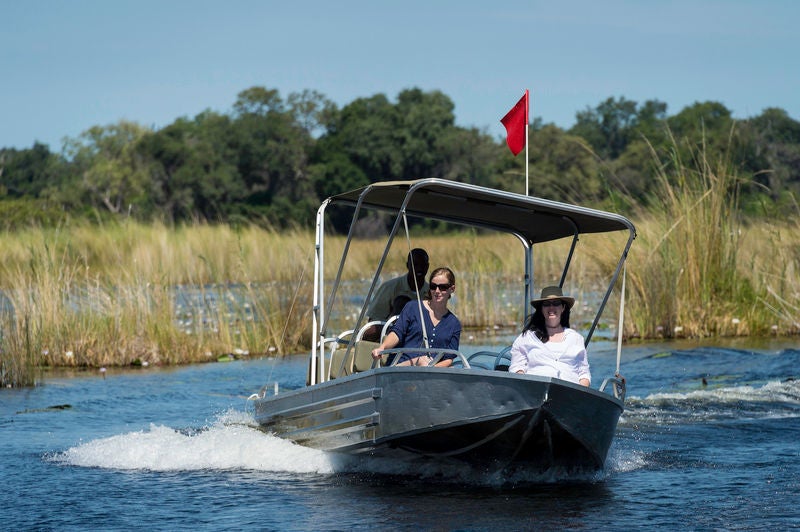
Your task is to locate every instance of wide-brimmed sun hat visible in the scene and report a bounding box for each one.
[530,285,575,310]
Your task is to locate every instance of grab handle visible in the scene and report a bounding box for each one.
[599,374,626,401]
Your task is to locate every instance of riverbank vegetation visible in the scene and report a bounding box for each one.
[623,134,799,338]
[0,202,797,387]
[1,86,799,387]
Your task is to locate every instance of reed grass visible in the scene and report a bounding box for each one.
[0,222,316,387]
[2,167,799,386]
[620,131,800,339]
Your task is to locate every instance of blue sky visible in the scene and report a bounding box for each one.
[2,0,798,151]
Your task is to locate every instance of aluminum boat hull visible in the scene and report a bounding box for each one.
[252,366,623,472]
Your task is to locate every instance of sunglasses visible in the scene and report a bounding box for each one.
[430,282,452,292]
[541,300,563,308]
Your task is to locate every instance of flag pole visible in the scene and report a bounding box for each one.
[525,88,530,196]
[500,90,530,194]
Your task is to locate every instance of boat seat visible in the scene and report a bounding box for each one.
[352,340,379,372]
[328,319,387,379]
[494,346,512,372]
[328,345,353,379]
[327,316,403,378]
[352,316,401,372]
[465,351,500,370]
[462,347,512,371]
[325,330,354,380]
[329,339,381,377]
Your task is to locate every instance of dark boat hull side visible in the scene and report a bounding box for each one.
[252,368,623,472]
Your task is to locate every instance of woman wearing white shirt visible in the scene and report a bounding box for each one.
[508,286,591,387]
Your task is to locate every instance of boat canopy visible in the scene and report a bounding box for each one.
[328,179,635,243]
[311,178,637,385]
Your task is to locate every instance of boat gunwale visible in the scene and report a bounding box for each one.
[255,366,625,411]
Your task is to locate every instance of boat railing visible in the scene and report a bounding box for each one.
[325,320,390,379]
[322,329,354,380]
[371,348,471,369]
[380,315,399,337]
[599,375,627,401]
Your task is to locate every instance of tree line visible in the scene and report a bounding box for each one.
[1,86,798,231]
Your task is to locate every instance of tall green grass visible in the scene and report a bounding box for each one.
[623,131,800,338]
[1,168,799,387]
[0,222,315,387]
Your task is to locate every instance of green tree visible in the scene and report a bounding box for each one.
[524,124,602,203]
[316,88,469,185]
[634,99,669,143]
[64,121,154,216]
[232,87,317,225]
[6,86,800,229]
[394,88,456,180]
[233,86,284,116]
[570,96,639,159]
[664,101,736,169]
[667,101,733,140]
[327,93,403,180]
[0,143,69,228]
[140,111,243,222]
[438,126,503,187]
[606,100,669,203]
[308,151,368,201]
[287,89,338,138]
[736,107,800,210]
[0,142,65,198]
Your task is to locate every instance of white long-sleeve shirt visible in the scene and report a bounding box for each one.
[507,328,591,384]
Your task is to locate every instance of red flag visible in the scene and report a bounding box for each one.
[501,90,529,156]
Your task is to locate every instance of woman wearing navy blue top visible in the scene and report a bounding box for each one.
[371,267,461,367]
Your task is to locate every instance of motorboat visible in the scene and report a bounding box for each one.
[250,178,636,473]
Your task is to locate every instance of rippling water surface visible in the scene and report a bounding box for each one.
[2,339,799,530]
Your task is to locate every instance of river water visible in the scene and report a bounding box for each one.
[2,338,798,530]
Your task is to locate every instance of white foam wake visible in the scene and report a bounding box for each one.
[52,410,336,473]
[642,379,800,404]
[52,409,637,484]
